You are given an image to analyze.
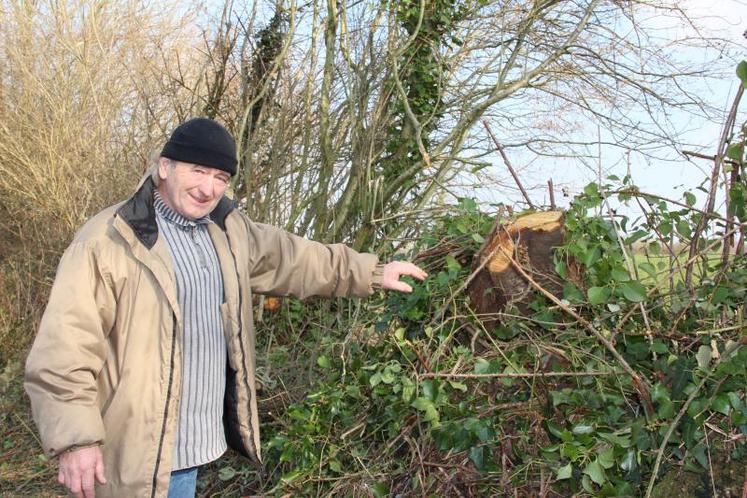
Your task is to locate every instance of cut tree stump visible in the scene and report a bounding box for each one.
[467,210,573,318]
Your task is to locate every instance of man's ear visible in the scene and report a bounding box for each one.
[157,157,171,181]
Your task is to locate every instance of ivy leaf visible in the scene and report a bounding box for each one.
[370,372,382,387]
[371,482,389,498]
[712,394,732,416]
[620,450,637,472]
[422,379,438,400]
[474,358,492,374]
[572,423,595,435]
[412,397,439,423]
[469,446,485,470]
[598,447,615,469]
[556,463,573,480]
[218,466,237,481]
[621,281,647,303]
[588,286,609,305]
[696,345,712,369]
[583,459,606,486]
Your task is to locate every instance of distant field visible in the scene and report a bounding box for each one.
[632,250,724,286]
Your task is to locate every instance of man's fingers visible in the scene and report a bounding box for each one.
[67,470,83,498]
[95,455,107,484]
[389,281,413,293]
[81,468,96,498]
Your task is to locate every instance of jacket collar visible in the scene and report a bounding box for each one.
[116,175,236,249]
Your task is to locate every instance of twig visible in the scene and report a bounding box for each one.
[482,120,535,208]
[419,370,624,379]
[548,178,556,209]
[682,149,740,168]
[686,84,744,287]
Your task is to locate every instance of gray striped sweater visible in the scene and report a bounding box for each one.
[154,191,227,470]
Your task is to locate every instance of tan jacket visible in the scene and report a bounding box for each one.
[25,175,378,497]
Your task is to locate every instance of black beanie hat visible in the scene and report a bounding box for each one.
[161,118,237,175]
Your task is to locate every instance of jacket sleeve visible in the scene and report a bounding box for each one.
[244,220,379,299]
[24,240,115,456]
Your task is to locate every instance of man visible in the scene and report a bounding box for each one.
[25,118,426,497]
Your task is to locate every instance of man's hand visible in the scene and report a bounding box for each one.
[58,445,106,498]
[379,261,427,293]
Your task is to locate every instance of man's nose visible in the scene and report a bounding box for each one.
[197,176,216,196]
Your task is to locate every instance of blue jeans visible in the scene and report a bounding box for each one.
[168,467,198,498]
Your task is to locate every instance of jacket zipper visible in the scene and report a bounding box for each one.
[151,313,178,497]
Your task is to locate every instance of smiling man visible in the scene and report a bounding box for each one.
[24,118,426,498]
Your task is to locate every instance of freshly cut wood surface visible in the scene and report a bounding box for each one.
[468,211,568,318]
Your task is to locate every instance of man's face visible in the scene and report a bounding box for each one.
[157,158,230,220]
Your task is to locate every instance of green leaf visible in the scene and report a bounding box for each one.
[599,432,632,448]
[412,397,439,422]
[370,372,382,387]
[280,469,302,484]
[472,233,485,244]
[449,380,467,392]
[638,262,657,278]
[712,394,732,416]
[584,182,600,197]
[621,281,647,303]
[588,286,610,305]
[218,466,237,481]
[684,191,697,206]
[676,219,692,239]
[598,447,615,469]
[583,246,602,267]
[556,463,573,480]
[611,267,631,282]
[474,358,492,374]
[737,60,747,86]
[422,379,438,400]
[445,254,461,273]
[726,143,744,162]
[572,423,595,435]
[650,340,668,354]
[712,286,730,305]
[469,446,485,470]
[394,327,406,341]
[329,459,342,473]
[583,459,606,486]
[620,450,637,472]
[563,282,584,302]
[696,345,712,369]
[658,399,675,419]
[371,482,389,498]
[317,355,331,368]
